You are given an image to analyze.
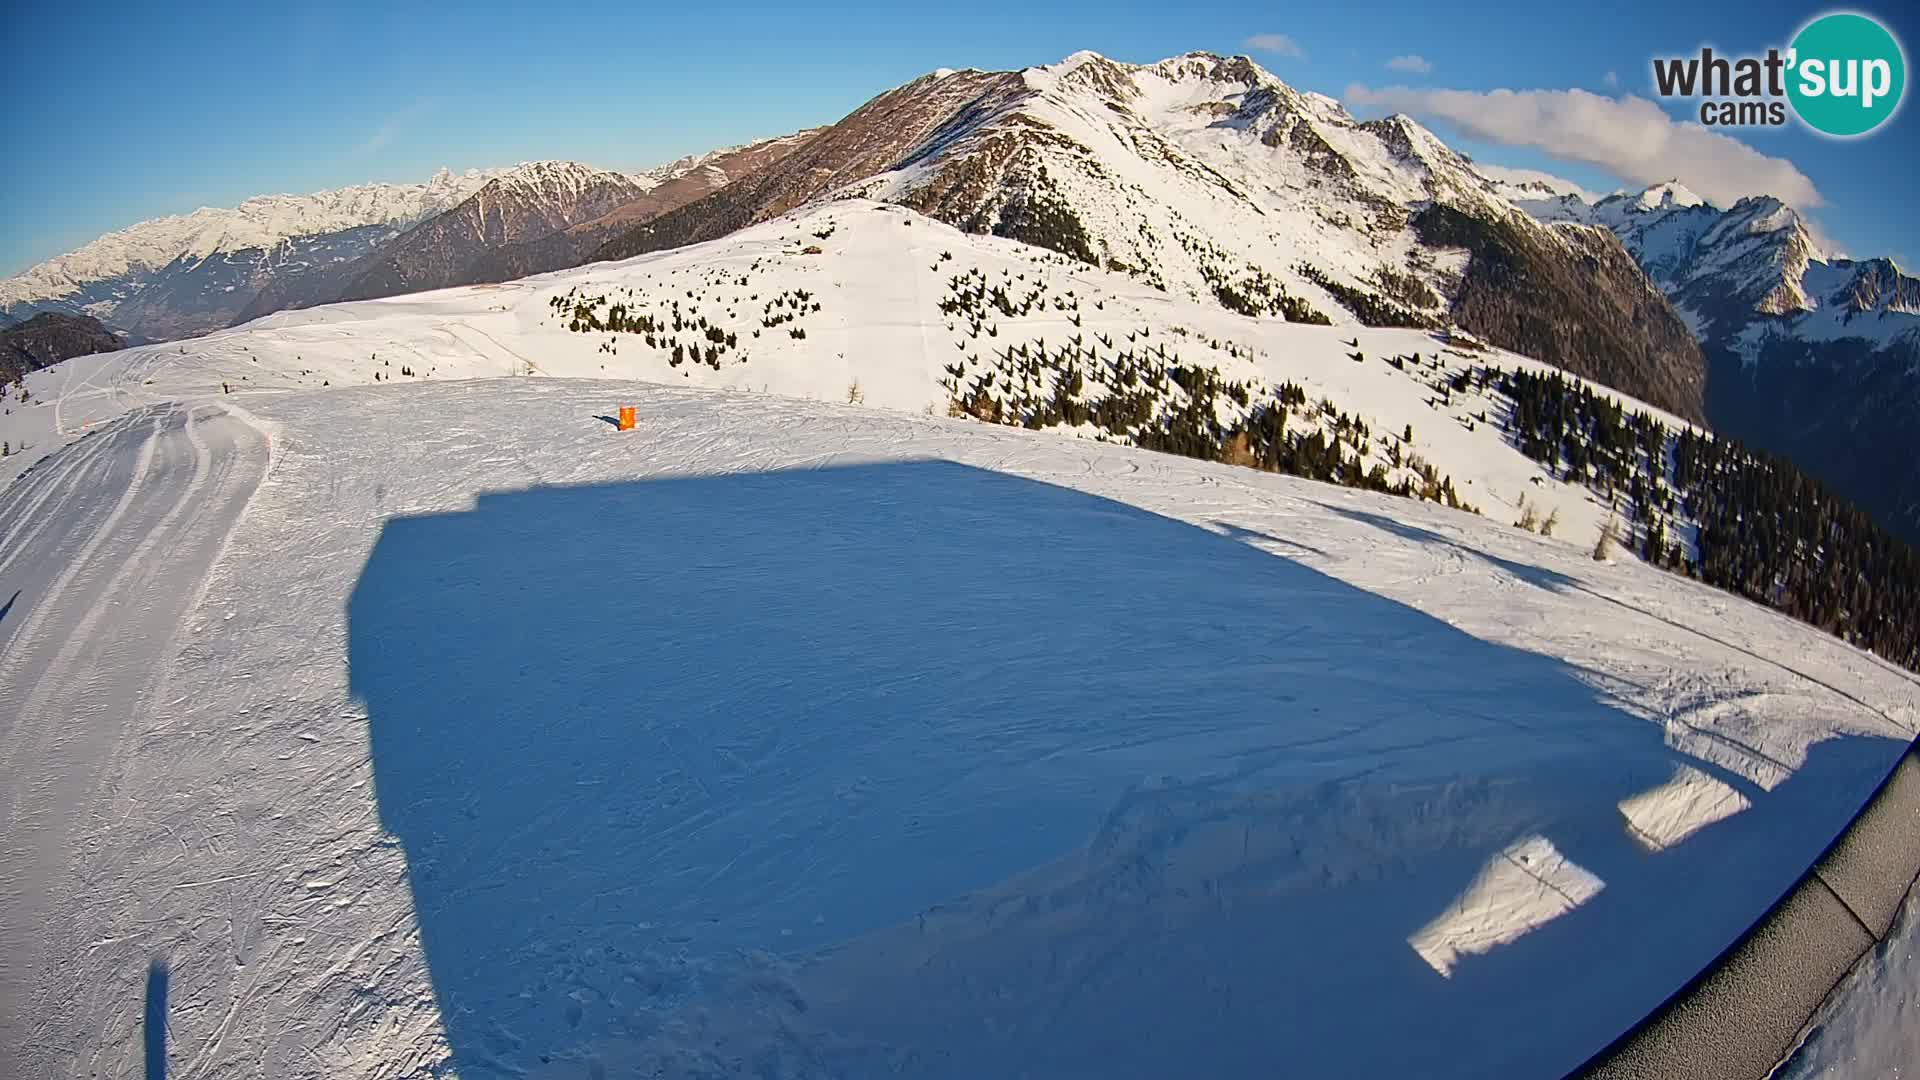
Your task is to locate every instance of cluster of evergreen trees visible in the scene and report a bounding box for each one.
[1493,367,1920,671]
[988,167,1100,267]
[940,267,1072,323]
[1172,229,1330,325]
[1295,263,1437,329]
[547,279,822,373]
[936,268,1472,511]
[1201,262,1331,324]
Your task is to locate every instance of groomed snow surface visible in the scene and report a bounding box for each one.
[2,378,1914,1079]
[2,203,1917,1079]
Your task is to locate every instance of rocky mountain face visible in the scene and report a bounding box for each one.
[1516,181,1920,541]
[233,138,815,322]
[0,170,498,341]
[331,162,658,302]
[456,133,819,286]
[1,312,124,387]
[597,68,1032,261]
[599,51,1706,422]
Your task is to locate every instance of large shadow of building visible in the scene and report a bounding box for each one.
[348,460,1903,1078]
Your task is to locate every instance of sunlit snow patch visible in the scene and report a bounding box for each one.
[1616,764,1752,852]
[1665,718,1795,792]
[1409,835,1604,977]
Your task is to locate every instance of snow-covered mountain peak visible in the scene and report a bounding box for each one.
[1506,174,1920,384]
[734,48,1699,419]
[1017,50,1311,118]
[1055,48,1111,70]
[1721,195,1803,238]
[1821,257,1920,318]
[1024,50,1142,102]
[1636,180,1705,211]
[1145,51,1271,87]
[475,160,658,204]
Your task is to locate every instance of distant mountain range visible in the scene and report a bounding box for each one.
[4,50,1916,540]
[0,138,814,342]
[1506,179,1920,541]
[0,170,499,340]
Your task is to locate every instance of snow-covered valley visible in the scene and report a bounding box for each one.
[2,202,1917,1079]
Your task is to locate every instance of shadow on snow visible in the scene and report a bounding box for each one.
[144,957,168,1080]
[347,460,1902,1079]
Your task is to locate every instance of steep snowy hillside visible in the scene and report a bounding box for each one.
[0,168,502,338]
[3,372,1916,1080]
[602,52,1705,422]
[1515,180,1920,542]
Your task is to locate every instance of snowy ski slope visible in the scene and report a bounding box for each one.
[2,201,1917,1078]
[3,201,1694,557]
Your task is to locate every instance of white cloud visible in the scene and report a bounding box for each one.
[1244,33,1305,59]
[1386,54,1433,75]
[355,99,438,156]
[1603,70,1620,89]
[1804,216,1846,259]
[1343,84,1822,209]
[1471,163,1601,202]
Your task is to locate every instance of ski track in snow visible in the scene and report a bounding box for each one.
[0,402,268,1075]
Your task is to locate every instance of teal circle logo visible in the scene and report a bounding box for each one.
[1787,12,1906,136]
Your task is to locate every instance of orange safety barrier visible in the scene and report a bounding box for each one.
[617,405,636,431]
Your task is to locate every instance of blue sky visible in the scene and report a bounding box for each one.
[4,0,1916,276]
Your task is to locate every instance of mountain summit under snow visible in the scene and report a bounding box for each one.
[1633,181,1706,212]
[597,50,1706,421]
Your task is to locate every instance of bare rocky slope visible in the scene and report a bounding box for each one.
[1,312,124,388]
[331,161,659,302]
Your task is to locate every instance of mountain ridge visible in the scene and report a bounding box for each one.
[0,311,124,390]
[330,161,660,302]
[1,142,811,341]
[598,50,1707,422]
[0,168,502,309]
[1510,179,1920,541]
[329,134,822,307]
